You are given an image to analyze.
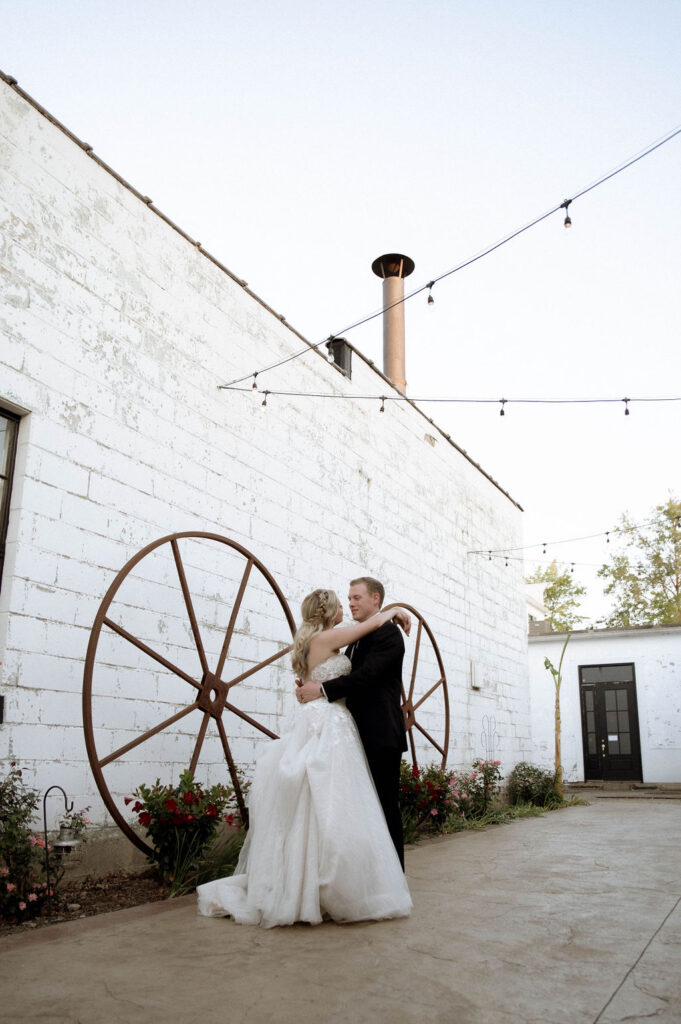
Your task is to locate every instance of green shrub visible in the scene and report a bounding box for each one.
[507,762,560,807]
[127,769,246,895]
[0,764,50,922]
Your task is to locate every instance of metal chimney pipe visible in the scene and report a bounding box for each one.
[371,253,415,395]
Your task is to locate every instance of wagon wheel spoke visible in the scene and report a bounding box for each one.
[224,701,279,740]
[407,620,423,704]
[171,538,209,676]
[216,717,248,825]
[103,616,201,690]
[407,721,418,764]
[224,643,293,688]
[215,558,253,679]
[413,720,445,758]
[188,711,211,776]
[413,677,444,712]
[99,703,199,767]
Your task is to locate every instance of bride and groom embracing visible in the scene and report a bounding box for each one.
[197,577,413,928]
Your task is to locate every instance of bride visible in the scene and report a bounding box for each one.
[197,588,413,927]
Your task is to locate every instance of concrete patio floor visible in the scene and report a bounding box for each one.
[1,799,679,1024]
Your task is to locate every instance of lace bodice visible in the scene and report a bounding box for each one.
[308,653,351,684]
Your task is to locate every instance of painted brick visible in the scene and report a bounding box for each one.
[0,79,532,821]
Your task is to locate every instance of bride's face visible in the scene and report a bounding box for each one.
[334,605,343,625]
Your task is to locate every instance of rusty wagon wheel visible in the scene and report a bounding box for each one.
[83,532,296,855]
[384,603,450,770]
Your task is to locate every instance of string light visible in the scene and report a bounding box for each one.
[624,398,630,416]
[218,122,681,391]
[251,373,258,391]
[379,397,385,413]
[261,391,269,408]
[469,515,660,556]
[427,282,435,307]
[225,386,681,413]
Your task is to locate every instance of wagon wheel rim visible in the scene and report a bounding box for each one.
[384,603,449,770]
[83,532,296,855]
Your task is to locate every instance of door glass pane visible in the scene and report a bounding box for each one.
[581,664,634,684]
[588,733,597,755]
[585,690,594,711]
[616,690,628,710]
[620,733,631,755]
[606,711,618,733]
[586,711,595,732]
[605,690,616,711]
[608,737,620,754]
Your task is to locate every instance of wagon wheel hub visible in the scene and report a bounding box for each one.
[197,672,230,718]
[401,699,416,731]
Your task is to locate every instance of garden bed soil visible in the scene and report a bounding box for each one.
[0,869,171,937]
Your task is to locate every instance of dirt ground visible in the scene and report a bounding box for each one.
[0,869,171,937]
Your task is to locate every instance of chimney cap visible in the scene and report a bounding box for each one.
[371,253,415,279]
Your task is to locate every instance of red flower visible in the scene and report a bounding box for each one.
[124,797,133,806]
[204,804,219,819]
[133,801,143,814]
[164,798,178,813]
[138,811,151,826]
[183,792,197,805]
[171,812,185,825]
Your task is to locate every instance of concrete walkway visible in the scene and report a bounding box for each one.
[1,800,679,1024]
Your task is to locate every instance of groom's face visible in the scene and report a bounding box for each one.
[348,583,381,622]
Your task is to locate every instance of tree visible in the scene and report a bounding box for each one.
[598,497,681,628]
[526,561,586,632]
[543,633,570,800]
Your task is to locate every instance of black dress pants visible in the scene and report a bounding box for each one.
[365,746,404,870]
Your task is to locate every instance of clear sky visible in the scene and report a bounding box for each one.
[3,0,680,621]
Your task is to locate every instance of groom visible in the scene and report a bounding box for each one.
[296,576,408,868]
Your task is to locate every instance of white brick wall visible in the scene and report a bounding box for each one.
[529,627,681,782]
[1,78,530,829]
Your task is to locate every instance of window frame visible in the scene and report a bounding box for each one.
[0,408,20,591]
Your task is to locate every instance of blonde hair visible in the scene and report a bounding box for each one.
[291,589,341,678]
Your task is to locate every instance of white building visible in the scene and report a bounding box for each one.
[0,73,530,838]
[529,624,681,784]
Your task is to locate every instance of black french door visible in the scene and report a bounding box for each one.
[579,663,642,781]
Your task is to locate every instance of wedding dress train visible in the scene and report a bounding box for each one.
[196,654,412,927]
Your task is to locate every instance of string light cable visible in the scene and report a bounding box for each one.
[223,386,681,414]
[218,121,681,392]
[468,512,680,559]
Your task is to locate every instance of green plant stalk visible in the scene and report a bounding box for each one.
[544,633,570,800]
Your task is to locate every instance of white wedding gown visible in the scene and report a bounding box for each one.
[197,654,412,927]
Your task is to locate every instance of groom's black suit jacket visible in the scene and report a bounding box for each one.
[323,621,408,753]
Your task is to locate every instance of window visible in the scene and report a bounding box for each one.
[0,409,20,590]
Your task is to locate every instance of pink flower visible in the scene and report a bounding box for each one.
[28,893,38,902]
[0,867,9,877]
[430,809,438,817]
[18,901,26,911]
[6,883,16,892]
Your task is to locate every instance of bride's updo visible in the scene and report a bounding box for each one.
[291,589,340,678]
